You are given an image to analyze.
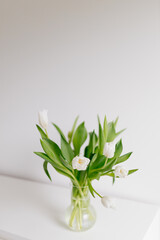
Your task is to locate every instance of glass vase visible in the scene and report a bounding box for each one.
[65,184,96,231]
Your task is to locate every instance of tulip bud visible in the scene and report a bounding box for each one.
[101,196,116,209]
[114,165,128,178]
[38,110,48,129]
[103,142,115,158]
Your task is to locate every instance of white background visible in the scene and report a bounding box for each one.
[1,0,160,204]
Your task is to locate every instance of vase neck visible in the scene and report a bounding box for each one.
[71,184,90,207]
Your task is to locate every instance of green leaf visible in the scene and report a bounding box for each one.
[103,169,138,178]
[102,172,115,177]
[112,172,115,184]
[114,117,119,128]
[116,152,132,164]
[52,123,74,163]
[114,116,125,137]
[90,131,98,153]
[103,115,108,141]
[34,152,62,170]
[128,169,138,175]
[94,146,99,154]
[36,125,47,139]
[100,170,115,177]
[59,155,73,171]
[78,171,87,185]
[97,115,101,125]
[106,116,126,142]
[107,120,125,141]
[40,138,62,165]
[84,131,98,158]
[34,152,73,180]
[102,158,117,172]
[88,171,101,181]
[73,122,87,155]
[68,116,79,144]
[88,180,95,197]
[61,136,74,162]
[114,139,123,158]
[84,146,90,158]
[89,155,106,171]
[98,123,105,155]
[40,138,74,172]
[43,161,52,181]
[34,152,56,166]
[87,179,102,197]
[88,153,98,167]
[107,122,116,142]
[54,167,73,179]
[116,128,126,137]
[52,123,67,141]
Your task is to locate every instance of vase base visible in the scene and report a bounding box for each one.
[65,204,96,232]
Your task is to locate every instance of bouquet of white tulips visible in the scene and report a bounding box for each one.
[34,110,138,231]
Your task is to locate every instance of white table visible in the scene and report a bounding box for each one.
[0,175,159,240]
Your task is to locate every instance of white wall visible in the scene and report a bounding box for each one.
[1,0,160,204]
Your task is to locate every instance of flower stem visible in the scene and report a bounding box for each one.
[92,187,102,198]
[78,199,82,229]
[76,205,80,230]
[71,177,84,198]
[69,200,78,227]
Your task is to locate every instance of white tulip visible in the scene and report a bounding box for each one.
[101,196,116,209]
[103,142,115,158]
[114,165,128,178]
[72,156,90,171]
[38,110,48,129]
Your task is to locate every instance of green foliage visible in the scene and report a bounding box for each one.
[98,123,105,155]
[35,115,138,199]
[128,169,138,175]
[89,155,106,172]
[34,152,57,168]
[102,158,117,172]
[97,115,101,125]
[61,136,74,163]
[73,122,87,155]
[84,131,98,158]
[88,153,98,166]
[103,168,138,178]
[116,152,132,164]
[54,167,74,179]
[52,123,74,163]
[114,139,123,158]
[107,122,116,142]
[89,171,101,181]
[107,119,126,142]
[43,161,52,181]
[52,123,67,141]
[112,172,115,184]
[103,115,108,141]
[88,178,102,198]
[59,155,73,171]
[40,138,61,165]
[34,152,60,170]
[116,129,126,137]
[36,125,47,139]
[114,117,119,128]
[88,179,95,197]
[68,116,79,144]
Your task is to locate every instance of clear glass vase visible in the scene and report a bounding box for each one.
[65,184,96,231]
